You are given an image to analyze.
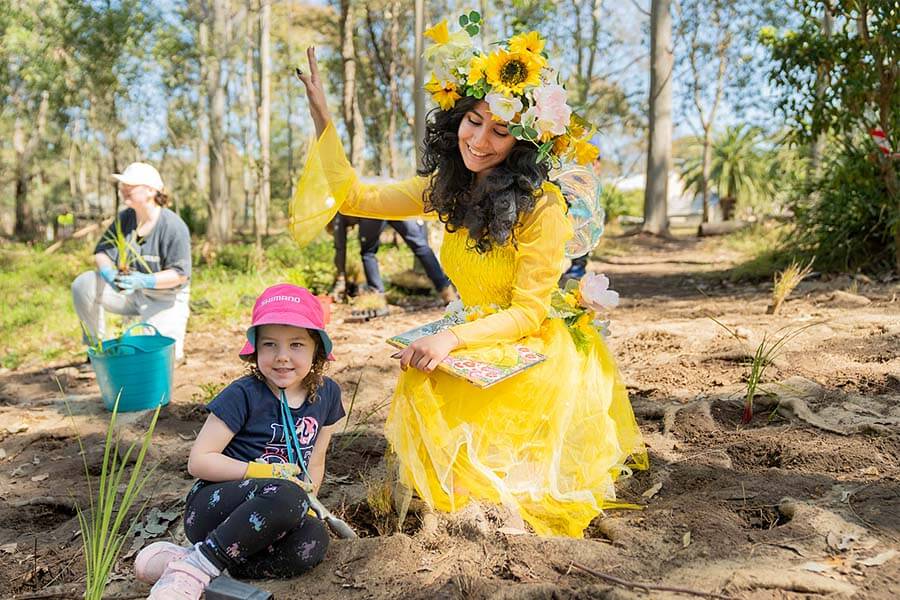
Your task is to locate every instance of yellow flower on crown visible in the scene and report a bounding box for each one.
[425,77,462,110]
[509,31,546,59]
[424,20,450,44]
[421,12,601,169]
[467,54,488,86]
[484,48,542,97]
[572,138,600,165]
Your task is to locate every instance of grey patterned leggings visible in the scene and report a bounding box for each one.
[184,478,329,579]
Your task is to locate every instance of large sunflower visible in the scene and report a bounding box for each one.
[484,49,542,97]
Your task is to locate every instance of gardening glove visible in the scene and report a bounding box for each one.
[245,461,301,480]
[116,272,156,290]
[98,265,118,286]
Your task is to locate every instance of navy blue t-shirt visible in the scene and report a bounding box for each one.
[207,375,345,469]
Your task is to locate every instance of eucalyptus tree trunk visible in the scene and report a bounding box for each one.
[339,0,365,168]
[206,0,232,245]
[642,0,672,235]
[242,0,258,231]
[387,0,401,177]
[257,0,272,241]
[13,91,49,238]
[414,0,425,169]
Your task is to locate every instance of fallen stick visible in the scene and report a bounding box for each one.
[568,562,733,600]
[10,583,144,600]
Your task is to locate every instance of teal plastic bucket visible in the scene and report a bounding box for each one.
[88,323,174,412]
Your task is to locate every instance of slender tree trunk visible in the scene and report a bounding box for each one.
[810,9,832,175]
[13,91,49,238]
[414,0,425,169]
[340,0,365,168]
[700,127,712,222]
[78,144,89,214]
[206,0,231,245]
[643,0,673,235]
[387,0,401,177]
[68,127,80,208]
[196,12,211,208]
[242,2,257,232]
[287,70,295,198]
[257,0,271,242]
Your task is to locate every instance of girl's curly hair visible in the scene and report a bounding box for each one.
[247,331,329,401]
[418,95,550,254]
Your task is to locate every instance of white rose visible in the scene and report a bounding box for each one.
[579,273,619,311]
[485,92,523,123]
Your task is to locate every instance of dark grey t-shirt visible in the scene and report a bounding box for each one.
[208,375,345,468]
[95,208,191,298]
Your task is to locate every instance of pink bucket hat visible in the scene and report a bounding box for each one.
[239,283,334,361]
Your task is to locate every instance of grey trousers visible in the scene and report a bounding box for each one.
[71,271,190,360]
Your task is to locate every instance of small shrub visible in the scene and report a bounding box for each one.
[601,185,643,221]
[788,141,895,272]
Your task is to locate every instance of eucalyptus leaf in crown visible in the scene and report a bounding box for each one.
[423,11,600,168]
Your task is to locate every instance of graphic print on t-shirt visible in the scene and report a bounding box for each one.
[258,415,320,467]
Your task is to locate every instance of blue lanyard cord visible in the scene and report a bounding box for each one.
[279,388,312,484]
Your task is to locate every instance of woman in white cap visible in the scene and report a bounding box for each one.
[72,162,192,361]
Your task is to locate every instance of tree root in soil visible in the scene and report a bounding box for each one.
[754,394,900,436]
[634,392,899,438]
[724,568,857,596]
[631,399,713,436]
[9,583,145,600]
[567,562,733,599]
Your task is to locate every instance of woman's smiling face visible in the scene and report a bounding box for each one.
[457,100,517,177]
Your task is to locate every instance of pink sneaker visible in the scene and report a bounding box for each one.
[135,541,191,584]
[148,560,210,600]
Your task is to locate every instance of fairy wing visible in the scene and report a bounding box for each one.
[551,164,605,259]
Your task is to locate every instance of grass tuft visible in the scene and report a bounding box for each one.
[767,259,813,314]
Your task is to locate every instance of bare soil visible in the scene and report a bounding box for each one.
[1,235,898,599]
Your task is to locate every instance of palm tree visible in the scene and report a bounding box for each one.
[678,125,777,219]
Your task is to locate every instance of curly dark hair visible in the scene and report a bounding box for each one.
[418,95,550,254]
[247,331,329,401]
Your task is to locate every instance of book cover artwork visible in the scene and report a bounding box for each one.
[387,317,546,388]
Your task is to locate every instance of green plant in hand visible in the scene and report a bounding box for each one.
[709,317,822,423]
[102,218,150,275]
[72,394,161,600]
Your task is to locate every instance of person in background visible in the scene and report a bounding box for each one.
[71,162,192,362]
[331,212,457,318]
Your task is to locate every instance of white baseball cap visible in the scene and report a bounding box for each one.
[111,162,165,192]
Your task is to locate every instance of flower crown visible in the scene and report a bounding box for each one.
[423,11,600,167]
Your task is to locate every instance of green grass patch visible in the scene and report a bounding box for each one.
[1,231,421,370]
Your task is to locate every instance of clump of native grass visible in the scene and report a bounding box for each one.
[102,218,150,274]
[71,393,161,599]
[710,317,822,423]
[362,452,414,535]
[767,259,813,314]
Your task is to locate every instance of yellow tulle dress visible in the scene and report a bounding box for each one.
[291,123,648,537]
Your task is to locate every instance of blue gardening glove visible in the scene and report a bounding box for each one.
[98,265,118,286]
[116,272,156,290]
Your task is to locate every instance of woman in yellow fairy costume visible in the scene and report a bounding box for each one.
[294,15,647,537]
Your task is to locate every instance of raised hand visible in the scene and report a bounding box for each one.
[295,47,331,137]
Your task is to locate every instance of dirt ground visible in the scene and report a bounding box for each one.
[1,234,898,599]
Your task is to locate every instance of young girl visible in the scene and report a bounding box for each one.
[135,283,344,598]
[294,20,647,538]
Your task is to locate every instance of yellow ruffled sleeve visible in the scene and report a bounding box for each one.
[289,121,431,245]
[449,184,572,348]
